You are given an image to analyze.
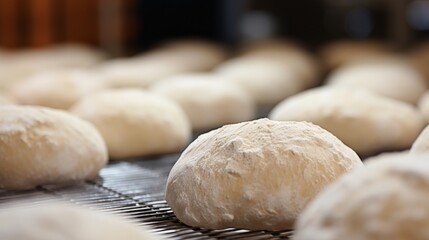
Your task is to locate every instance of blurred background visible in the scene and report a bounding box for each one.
[1,0,428,55]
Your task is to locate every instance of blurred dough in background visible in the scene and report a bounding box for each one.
[239,39,321,88]
[269,87,425,156]
[70,89,191,160]
[319,40,393,71]
[326,59,427,104]
[0,93,15,105]
[0,201,163,240]
[150,73,256,131]
[8,69,106,110]
[410,125,429,153]
[407,41,429,84]
[418,91,429,122]
[215,57,304,107]
[0,44,106,89]
[97,39,228,89]
[363,150,410,164]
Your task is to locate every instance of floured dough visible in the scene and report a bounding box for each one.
[215,57,304,106]
[0,105,108,190]
[166,118,363,230]
[0,201,163,240]
[70,89,191,159]
[269,87,425,156]
[411,125,429,153]
[8,69,105,109]
[326,60,427,104]
[150,74,256,130]
[295,155,429,240]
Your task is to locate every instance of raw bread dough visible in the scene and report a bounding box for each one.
[326,60,427,104]
[150,74,256,130]
[215,57,304,106]
[0,105,108,190]
[166,118,363,230]
[70,89,191,159]
[269,87,425,156]
[320,40,392,70]
[0,201,163,240]
[0,93,14,104]
[295,155,429,240]
[8,69,105,109]
[240,39,320,88]
[418,91,429,122]
[411,125,429,153]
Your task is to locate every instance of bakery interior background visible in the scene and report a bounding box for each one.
[1,0,429,54]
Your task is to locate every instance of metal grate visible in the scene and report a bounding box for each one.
[0,154,293,239]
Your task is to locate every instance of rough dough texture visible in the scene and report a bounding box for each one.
[0,201,163,240]
[410,125,429,153]
[166,118,363,230]
[269,87,425,156]
[70,89,191,159]
[326,60,427,104]
[418,91,429,123]
[150,74,256,130]
[0,105,108,190]
[295,155,429,240]
[8,69,105,109]
[216,57,304,106]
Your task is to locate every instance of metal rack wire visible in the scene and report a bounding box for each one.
[0,154,293,239]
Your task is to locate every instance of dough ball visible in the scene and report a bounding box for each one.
[320,40,393,70]
[407,41,429,84]
[326,60,427,104]
[411,125,429,153]
[150,74,256,131]
[70,89,191,159]
[166,118,363,230]
[0,201,163,240]
[0,93,15,104]
[269,87,425,156]
[215,57,304,106]
[418,91,429,122]
[8,69,105,109]
[155,39,227,71]
[295,155,429,240]
[97,58,185,88]
[363,151,410,165]
[0,105,108,190]
[240,39,321,88]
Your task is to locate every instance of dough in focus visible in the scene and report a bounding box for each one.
[0,105,108,190]
[70,89,191,159]
[269,87,425,156]
[295,155,429,240]
[166,118,363,230]
[150,74,256,131]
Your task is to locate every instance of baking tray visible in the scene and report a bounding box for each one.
[0,153,293,239]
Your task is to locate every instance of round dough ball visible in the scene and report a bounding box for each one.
[240,40,321,88]
[166,118,363,230]
[319,40,393,70]
[326,60,427,104]
[70,89,191,159]
[150,74,256,131]
[97,58,185,88]
[8,69,105,109]
[155,39,227,71]
[363,151,410,165]
[0,105,108,190]
[418,91,429,122]
[269,87,425,156]
[0,201,162,240]
[411,125,429,153]
[295,155,429,240]
[215,57,304,106]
